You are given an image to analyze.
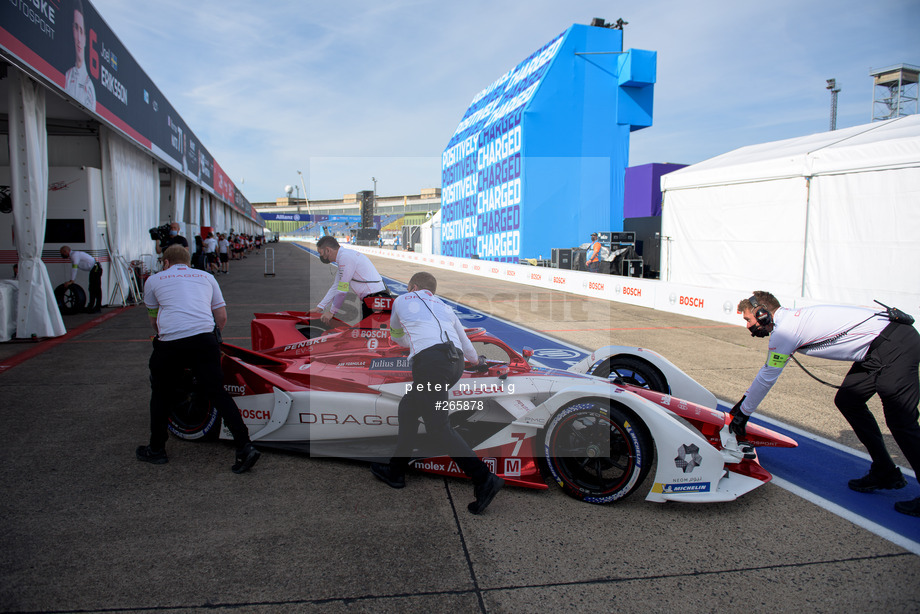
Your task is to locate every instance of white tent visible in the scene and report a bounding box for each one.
[660,115,920,314]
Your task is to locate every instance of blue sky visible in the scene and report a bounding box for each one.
[90,0,920,204]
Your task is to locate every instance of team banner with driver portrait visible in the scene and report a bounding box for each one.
[0,0,256,222]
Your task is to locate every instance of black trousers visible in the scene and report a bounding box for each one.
[87,263,102,311]
[390,344,489,485]
[148,331,250,450]
[835,322,920,481]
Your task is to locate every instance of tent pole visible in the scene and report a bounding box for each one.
[801,176,812,297]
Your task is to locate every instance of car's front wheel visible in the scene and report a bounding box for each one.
[544,399,653,504]
[593,356,667,393]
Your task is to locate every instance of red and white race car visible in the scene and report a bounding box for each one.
[168,296,795,504]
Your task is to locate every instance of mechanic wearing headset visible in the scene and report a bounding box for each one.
[731,290,920,516]
[59,245,102,313]
[136,244,260,474]
[586,232,602,273]
[314,235,392,323]
[370,271,504,515]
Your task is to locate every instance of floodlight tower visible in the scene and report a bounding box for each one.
[826,78,840,131]
[870,63,920,121]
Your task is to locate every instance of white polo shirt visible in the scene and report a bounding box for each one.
[144,264,225,342]
[67,250,97,281]
[741,305,889,414]
[389,290,478,361]
[316,247,387,314]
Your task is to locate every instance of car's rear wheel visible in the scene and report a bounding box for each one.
[167,371,220,440]
[593,356,667,393]
[544,399,653,503]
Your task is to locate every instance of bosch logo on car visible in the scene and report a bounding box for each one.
[241,409,270,420]
[351,329,389,339]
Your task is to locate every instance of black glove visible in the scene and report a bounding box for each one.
[729,397,750,440]
[472,355,490,372]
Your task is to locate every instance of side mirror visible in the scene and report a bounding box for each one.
[522,347,534,365]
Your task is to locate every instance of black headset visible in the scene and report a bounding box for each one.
[748,295,773,326]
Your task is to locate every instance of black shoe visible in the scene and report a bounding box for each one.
[895,497,920,517]
[136,445,168,464]
[468,474,504,515]
[848,467,907,493]
[370,462,405,488]
[232,443,261,474]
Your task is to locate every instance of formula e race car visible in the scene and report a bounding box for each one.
[167,296,796,504]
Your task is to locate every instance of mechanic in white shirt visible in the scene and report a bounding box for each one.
[314,235,391,324]
[138,244,260,474]
[59,245,102,313]
[218,233,230,274]
[370,271,503,515]
[203,232,219,274]
[732,291,920,516]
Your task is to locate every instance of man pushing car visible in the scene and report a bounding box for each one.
[370,271,504,514]
[731,291,920,516]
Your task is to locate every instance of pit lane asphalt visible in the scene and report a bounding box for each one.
[1,242,917,613]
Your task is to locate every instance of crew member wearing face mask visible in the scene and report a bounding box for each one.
[155,222,188,255]
[733,290,920,517]
[314,235,391,324]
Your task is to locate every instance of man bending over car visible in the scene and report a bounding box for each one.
[730,290,920,517]
[370,271,504,515]
[314,235,392,323]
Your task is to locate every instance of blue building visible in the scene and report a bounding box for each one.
[440,24,656,262]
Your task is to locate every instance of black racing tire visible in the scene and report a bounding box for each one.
[54,283,86,316]
[167,370,220,441]
[593,356,668,393]
[544,398,653,504]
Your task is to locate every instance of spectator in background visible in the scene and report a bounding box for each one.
[218,233,230,274]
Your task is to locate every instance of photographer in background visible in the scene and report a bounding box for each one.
[137,244,260,474]
[153,222,188,256]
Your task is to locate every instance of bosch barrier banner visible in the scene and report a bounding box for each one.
[0,0,254,220]
[441,24,656,263]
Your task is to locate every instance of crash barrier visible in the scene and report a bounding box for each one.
[306,242,819,327]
